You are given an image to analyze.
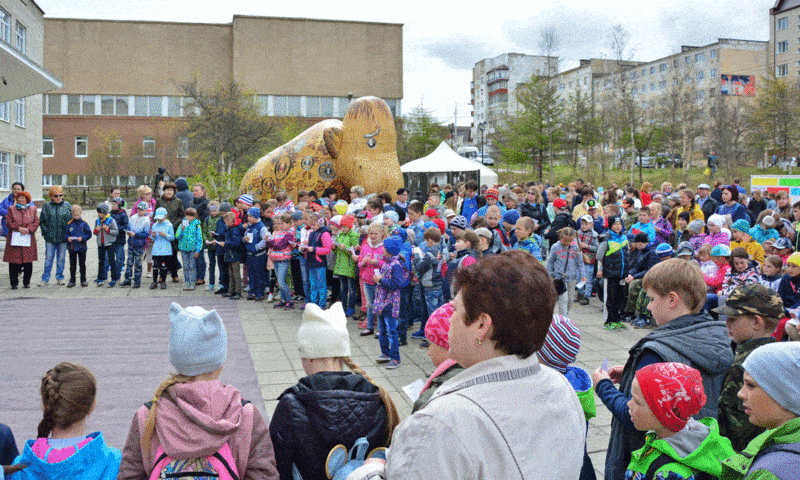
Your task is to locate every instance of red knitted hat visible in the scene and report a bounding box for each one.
[553,198,567,209]
[636,363,706,432]
[425,208,439,218]
[485,188,499,201]
[340,215,355,229]
[433,218,446,235]
[425,302,454,350]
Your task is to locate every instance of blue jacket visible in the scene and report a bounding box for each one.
[0,192,14,237]
[150,220,175,256]
[12,431,120,480]
[110,209,128,246]
[244,220,268,254]
[127,213,151,250]
[223,223,245,263]
[778,274,800,313]
[214,217,227,257]
[66,219,93,253]
[630,220,656,245]
[460,195,478,220]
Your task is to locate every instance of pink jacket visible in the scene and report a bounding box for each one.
[267,229,295,262]
[704,262,730,294]
[118,380,278,480]
[357,239,385,284]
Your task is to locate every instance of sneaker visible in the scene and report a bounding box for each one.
[150,282,158,290]
[132,282,141,289]
[603,322,620,331]
[207,284,215,291]
[80,282,88,287]
[107,281,116,288]
[344,308,355,317]
[120,280,132,287]
[632,317,648,328]
[243,285,250,292]
[398,340,407,346]
[96,280,104,287]
[573,294,583,303]
[299,304,306,310]
[214,288,228,295]
[195,279,205,285]
[38,282,48,287]
[376,354,391,364]
[410,330,425,339]
[160,282,167,290]
[267,293,274,303]
[10,285,17,290]
[284,302,295,310]
[56,280,65,286]
[273,301,286,308]
[247,294,257,301]
[172,275,179,283]
[385,360,401,370]
[229,293,242,300]
[146,271,153,278]
[66,281,76,288]
[419,340,430,348]
[578,297,590,306]
[360,329,374,336]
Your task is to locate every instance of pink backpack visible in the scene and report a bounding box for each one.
[149,442,239,480]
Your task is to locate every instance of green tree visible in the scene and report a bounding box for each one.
[746,76,798,168]
[396,105,449,164]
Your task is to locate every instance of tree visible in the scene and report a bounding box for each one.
[396,105,449,164]
[709,95,750,178]
[745,76,798,169]
[607,25,639,185]
[86,128,150,186]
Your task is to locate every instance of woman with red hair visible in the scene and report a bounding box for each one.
[3,190,39,289]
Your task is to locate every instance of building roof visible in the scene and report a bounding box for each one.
[771,0,800,14]
[0,41,62,102]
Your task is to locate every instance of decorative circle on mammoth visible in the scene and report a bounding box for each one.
[293,138,307,153]
[261,178,275,193]
[318,161,336,181]
[274,157,295,180]
[301,156,314,171]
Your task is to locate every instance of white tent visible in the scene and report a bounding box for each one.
[401,142,499,187]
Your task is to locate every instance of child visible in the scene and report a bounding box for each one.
[303,212,333,308]
[577,215,599,305]
[777,251,800,315]
[266,213,296,308]
[697,244,717,277]
[669,211,692,248]
[93,203,119,287]
[630,208,656,245]
[592,259,733,480]
[407,201,425,246]
[719,342,800,479]
[270,302,399,480]
[221,211,245,300]
[759,254,783,291]
[475,227,493,257]
[65,205,92,288]
[212,203,231,295]
[443,229,479,299]
[748,214,779,245]
[149,207,175,290]
[358,222,386,336]
[289,209,307,302]
[704,244,732,313]
[730,219,765,265]
[701,214,730,249]
[624,232,660,328]
[772,237,793,263]
[625,363,734,480]
[121,202,150,288]
[721,247,761,297]
[596,216,630,330]
[109,198,128,285]
[412,302,464,413]
[502,209,520,247]
[11,362,120,479]
[650,202,672,246]
[712,284,780,451]
[545,198,576,245]
[538,315,597,480]
[240,207,268,300]
[175,207,203,290]
[117,303,278,479]
[201,201,220,291]
[333,214,360,316]
[688,219,707,254]
[547,227,586,317]
[514,216,543,260]
[412,227,446,345]
[372,235,408,370]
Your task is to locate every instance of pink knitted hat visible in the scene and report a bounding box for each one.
[425,302,454,350]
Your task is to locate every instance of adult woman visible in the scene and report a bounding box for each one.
[156,183,184,282]
[775,190,792,221]
[519,186,550,236]
[640,182,653,207]
[374,251,586,480]
[747,190,767,222]
[601,188,618,207]
[3,190,39,289]
[39,186,72,286]
[716,185,749,224]
[0,181,23,237]
[674,188,704,228]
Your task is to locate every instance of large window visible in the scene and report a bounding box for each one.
[0,8,10,44]
[0,151,9,190]
[778,63,789,77]
[42,136,54,157]
[75,136,88,157]
[46,94,61,114]
[778,41,789,54]
[0,101,8,122]
[14,98,24,127]
[14,21,24,53]
[778,16,789,30]
[143,136,156,158]
[14,155,24,184]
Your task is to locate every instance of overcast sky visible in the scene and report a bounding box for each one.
[37,0,776,126]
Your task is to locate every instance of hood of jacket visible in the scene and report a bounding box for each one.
[277,371,386,446]
[175,177,189,191]
[651,418,734,476]
[155,380,246,459]
[13,432,120,479]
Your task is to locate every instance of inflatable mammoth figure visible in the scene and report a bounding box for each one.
[241,96,403,203]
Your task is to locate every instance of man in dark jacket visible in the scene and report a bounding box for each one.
[697,183,718,221]
[545,198,576,245]
[39,186,72,286]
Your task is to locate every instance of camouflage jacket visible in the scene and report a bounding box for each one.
[717,336,775,452]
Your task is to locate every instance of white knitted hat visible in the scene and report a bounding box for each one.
[297,302,351,359]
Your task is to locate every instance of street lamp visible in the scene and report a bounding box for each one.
[478,121,487,162]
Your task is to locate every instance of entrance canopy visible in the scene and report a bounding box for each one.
[400,142,498,199]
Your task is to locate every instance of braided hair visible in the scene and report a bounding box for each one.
[142,374,194,456]
[38,363,96,438]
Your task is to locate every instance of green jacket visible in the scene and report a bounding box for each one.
[39,200,72,243]
[157,196,185,234]
[176,218,203,253]
[721,416,800,480]
[718,337,775,451]
[333,229,359,277]
[202,215,217,252]
[627,417,735,480]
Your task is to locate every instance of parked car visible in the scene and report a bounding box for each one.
[635,155,656,168]
[656,153,683,168]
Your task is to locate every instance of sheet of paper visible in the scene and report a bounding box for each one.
[10,231,31,247]
[402,378,426,402]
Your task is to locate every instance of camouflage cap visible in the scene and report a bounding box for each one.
[712,284,784,318]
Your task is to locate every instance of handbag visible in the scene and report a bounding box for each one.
[553,248,570,295]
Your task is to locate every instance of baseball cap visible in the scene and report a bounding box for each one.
[697,183,711,190]
[712,284,784,318]
[553,198,567,209]
[774,237,793,250]
[580,215,593,224]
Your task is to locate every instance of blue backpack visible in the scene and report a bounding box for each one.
[292,437,386,480]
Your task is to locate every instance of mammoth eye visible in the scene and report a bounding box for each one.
[367,138,377,149]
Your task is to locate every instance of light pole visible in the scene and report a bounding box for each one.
[478,121,487,161]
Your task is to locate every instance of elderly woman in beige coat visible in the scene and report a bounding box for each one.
[348,250,586,480]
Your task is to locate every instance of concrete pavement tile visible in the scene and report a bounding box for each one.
[257,371,299,385]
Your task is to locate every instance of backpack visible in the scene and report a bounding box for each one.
[291,437,386,480]
[150,442,239,480]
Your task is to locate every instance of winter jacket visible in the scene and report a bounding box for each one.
[156,195,185,234]
[721,265,762,296]
[625,418,735,480]
[383,354,586,480]
[443,248,477,297]
[127,214,151,250]
[267,229,295,262]
[202,215,218,252]
[214,217,227,257]
[176,218,203,253]
[718,337,775,452]
[653,216,673,245]
[670,228,692,249]
[174,177,194,209]
[514,234,544,260]
[459,195,478,220]
[192,195,209,221]
[577,228,598,264]
[243,221,268,255]
[545,212,577,245]
[373,254,407,318]
[118,380,278,480]
[270,372,390,480]
[149,220,175,256]
[224,223,246,263]
[730,239,765,265]
[306,226,332,269]
[700,196,719,221]
[701,231,730,249]
[674,204,705,228]
[777,273,800,313]
[0,422,18,465]
[412,360,464,414]
[487,224,510,253]
[110,208,129,247]
[413,242,443,290]
[0,192,14,236]
[598,313,733,480]
[333,229,359,277]
[40,200,72,244]
[629,244,660,280]
[630,220,656,245]
[597,230,629,279]
[749,225,779,245]
[357,239,384,285]
[94,215,119,247]
[3,204,39,264]
[705,263,731,294]
[720,416,800,480]
[66,219,93,253]
[717,201,750,224]
[547,241,584,283]
[12,432,121,480]
[519,201,550,235]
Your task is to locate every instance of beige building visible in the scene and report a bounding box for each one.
[770,0,800,79]
[42,15,403,188]
[0,0,61,201]
[554,58,643,103]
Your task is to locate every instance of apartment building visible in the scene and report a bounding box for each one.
[42,15,403,189]
[0,0,61,201]
[770,0,800,79]
[554,58,643,103]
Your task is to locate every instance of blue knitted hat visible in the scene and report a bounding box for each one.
[383,235,402,255]
[503,210,521,225]
[247,207,261,218]
[655,243,674,258]
[450,215,468,230]
[743,342,800,416]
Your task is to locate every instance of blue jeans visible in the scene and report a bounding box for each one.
[106,243,125,280]
[423,288,444,327]
[181,251,197,284]
[42,242,67,283]
[299,256,311,303]
[216,253,228,290]
[364,283,377,330]
[96,245,117,282]
[378,313,400,362]
[339,275,357,313]
[274,260,291,302]
[308,266,327,307]
[246,252,268,297]
[125,245,144,282]
[582,263,594,298]
[207,250,217,286]
[195,249,206,281]
[412,284,427,326]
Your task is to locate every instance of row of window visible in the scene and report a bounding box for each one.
[0,7,26,54]
[0,98,25,127]
[0,151,25,191]
[44,94,400,118]
[44,135,189,159]
[628,51,716,80]
[42,174,158,188]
